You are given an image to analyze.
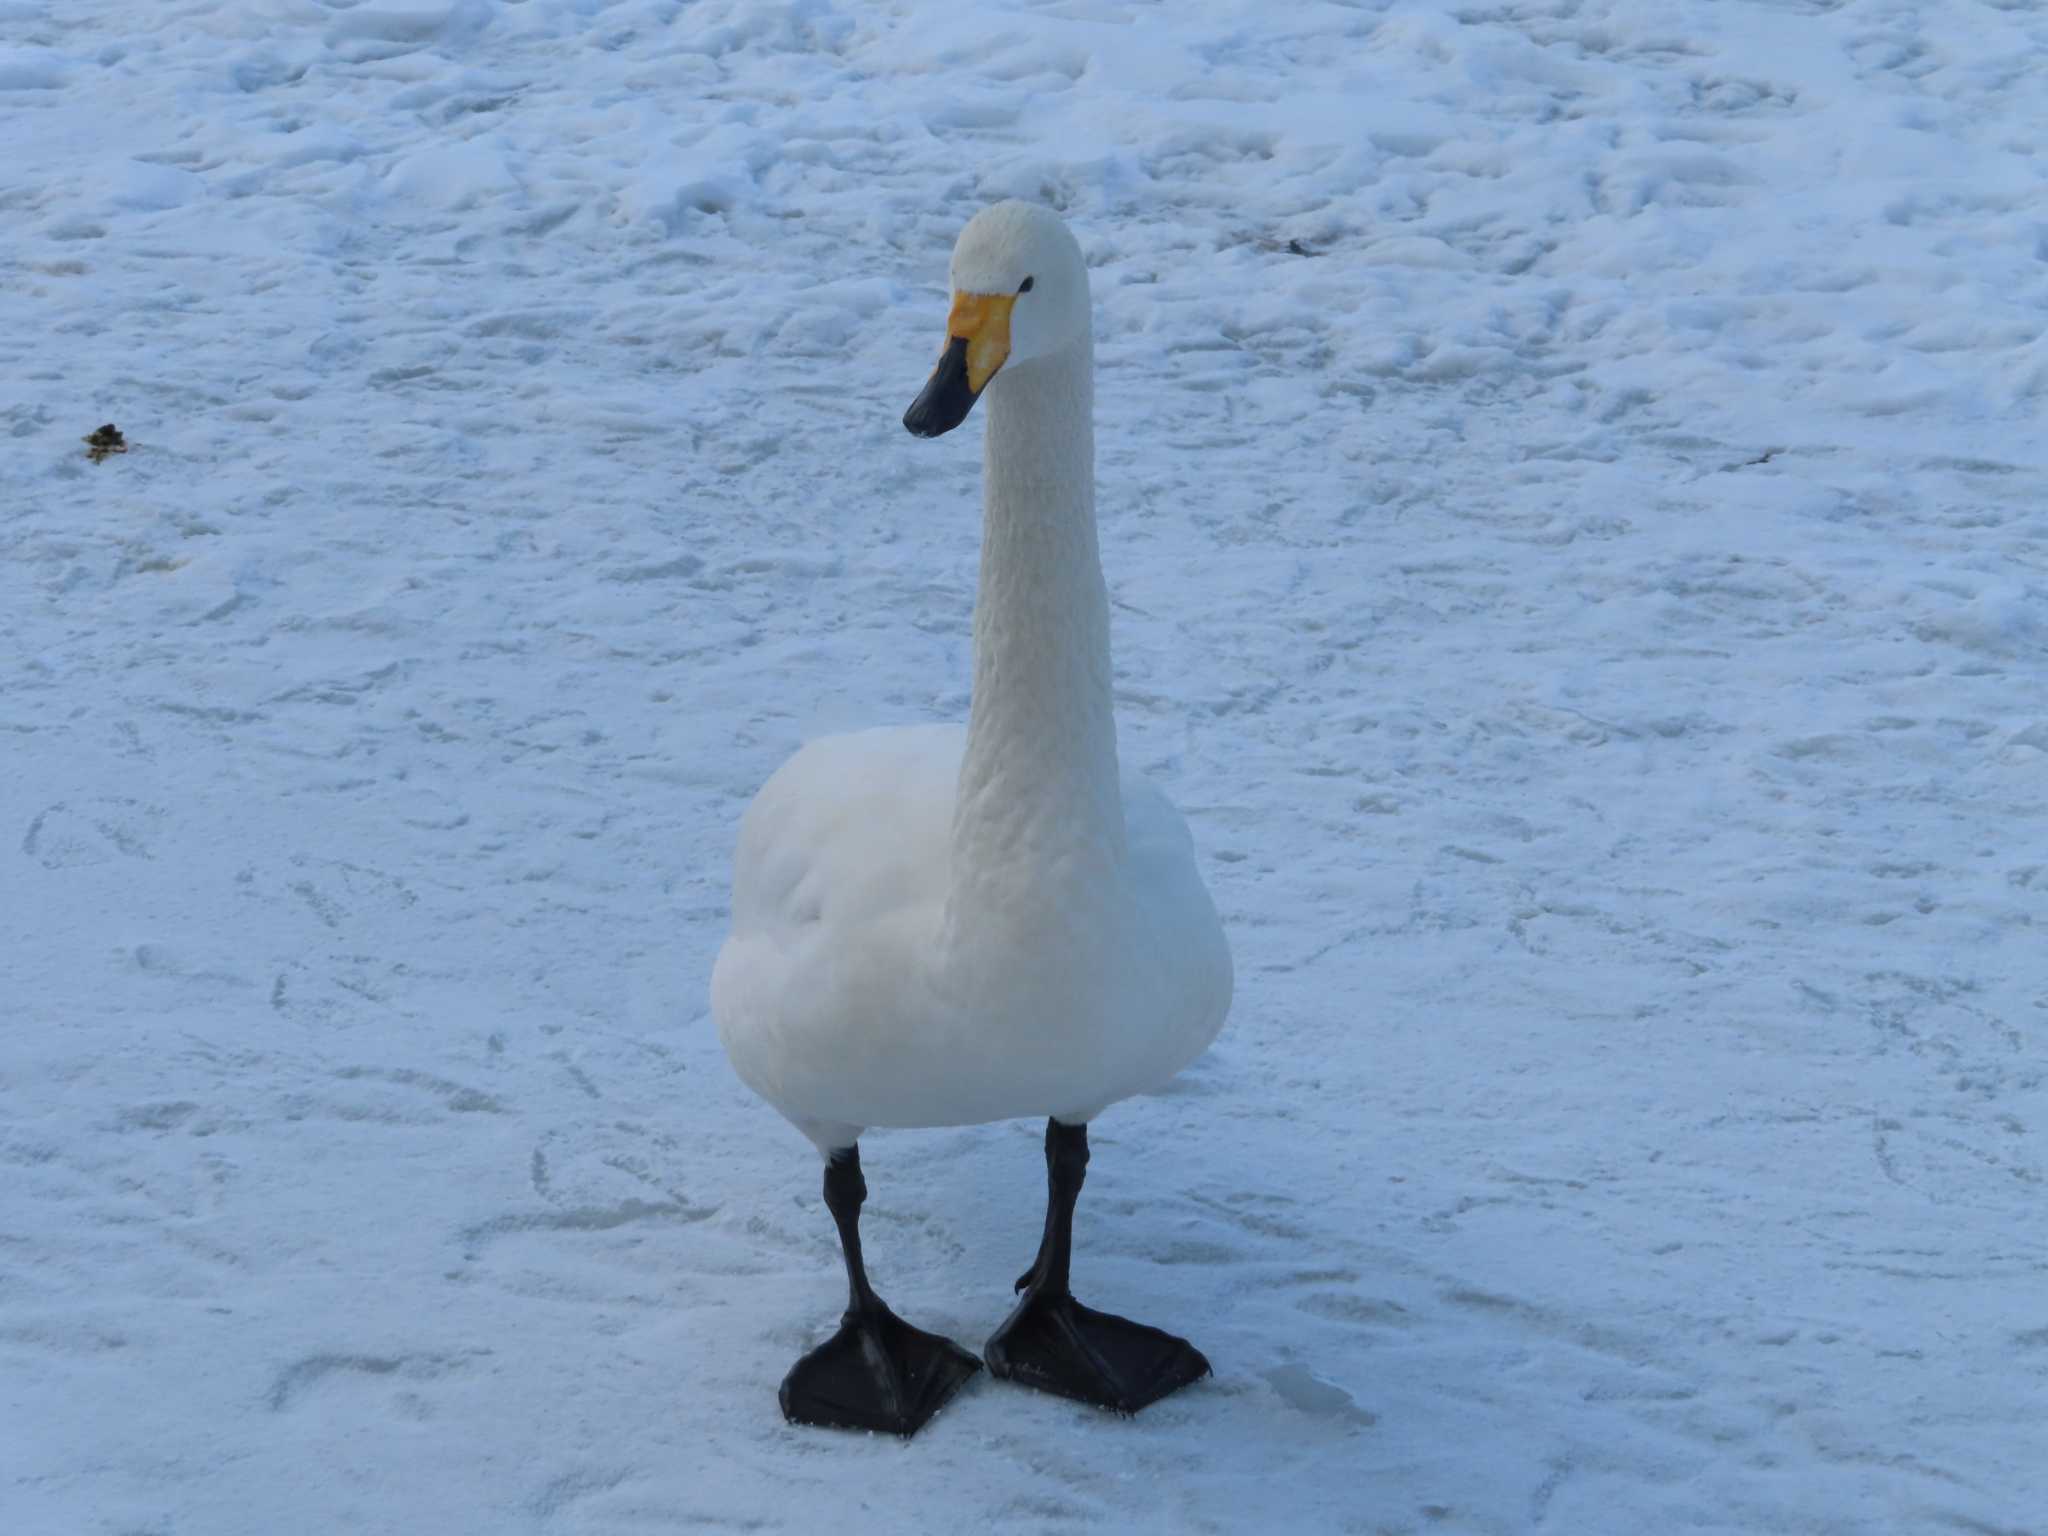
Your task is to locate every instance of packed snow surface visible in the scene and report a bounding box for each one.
[5,0,2046,1531]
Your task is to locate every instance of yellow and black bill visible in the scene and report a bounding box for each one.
[903,292,1014,439]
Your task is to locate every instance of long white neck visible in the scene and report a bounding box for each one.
[947,333,1124,918]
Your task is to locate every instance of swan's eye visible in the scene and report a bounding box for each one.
[1018,276,1035,294]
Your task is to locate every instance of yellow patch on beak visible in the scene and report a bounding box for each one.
[946,291,1016,393]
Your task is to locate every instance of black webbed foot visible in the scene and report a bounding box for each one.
[781,1303,981,1436]
[779,1144,979,1437]
[985,1118,1211,1416]
[985,1287,1209,1415]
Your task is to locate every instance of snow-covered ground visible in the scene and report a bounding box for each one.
[5,0,2046,1530]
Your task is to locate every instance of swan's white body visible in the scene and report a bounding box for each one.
[712,202,1231,1152]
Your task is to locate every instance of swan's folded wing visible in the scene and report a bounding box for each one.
[728,723,966,936]
[1118,766,1234,1053]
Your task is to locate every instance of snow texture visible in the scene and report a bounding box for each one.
[4,0,2046,1531]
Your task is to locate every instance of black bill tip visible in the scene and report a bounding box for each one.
[903,336,979,438]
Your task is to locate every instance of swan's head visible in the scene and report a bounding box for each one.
[903,201,1090,439]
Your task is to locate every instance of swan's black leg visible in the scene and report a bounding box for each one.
[778,1144,980,1436]
[985,1118,1210,1415]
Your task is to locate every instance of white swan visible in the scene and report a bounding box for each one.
[712,201,1232,1436]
